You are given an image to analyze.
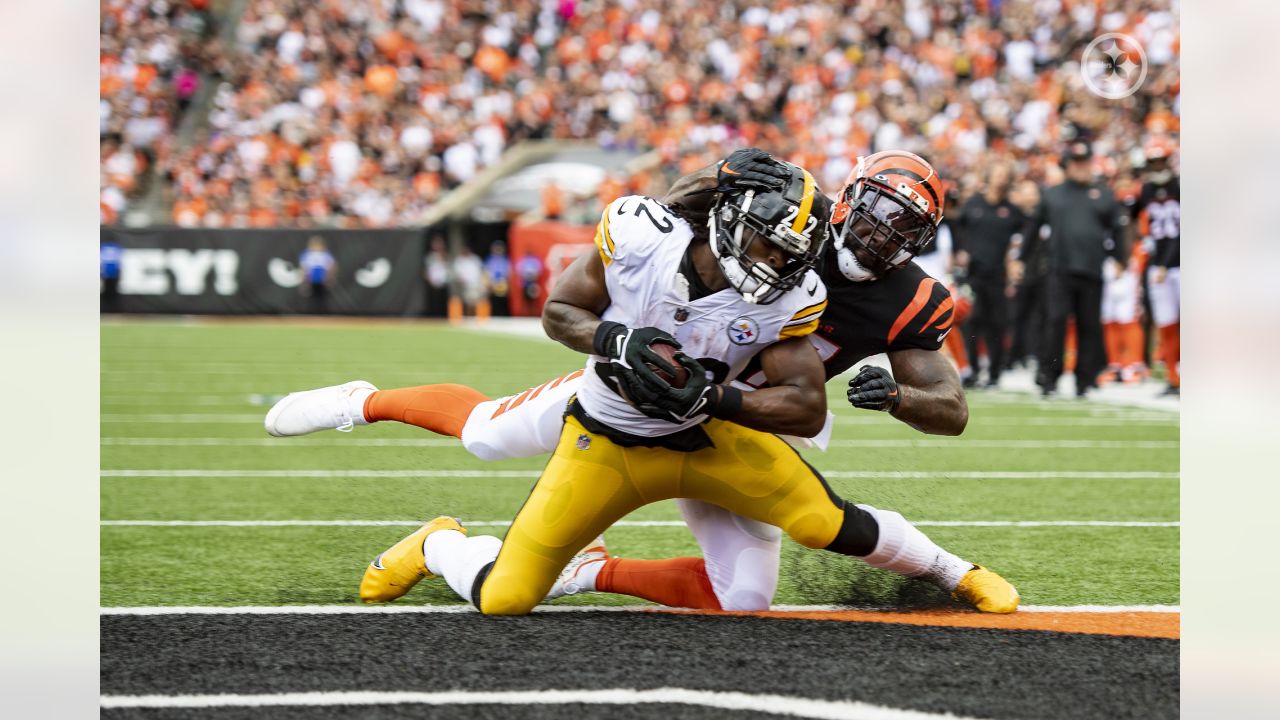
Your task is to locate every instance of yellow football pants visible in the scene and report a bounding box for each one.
[477,414,845,615]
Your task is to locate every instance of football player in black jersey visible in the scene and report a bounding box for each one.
[666,149,967,437]
[1134,136,1180,396]
[265,149,1016,613]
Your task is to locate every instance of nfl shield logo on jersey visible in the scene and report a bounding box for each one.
[576,434,591,451]
[727,317,760,345]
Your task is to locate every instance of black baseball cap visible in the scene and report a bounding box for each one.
[1066,142,1093,162]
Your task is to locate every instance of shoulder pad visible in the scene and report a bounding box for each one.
[778,271,828,339]
[594,196,686,267]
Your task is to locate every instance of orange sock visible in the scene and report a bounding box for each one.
[1159,323,1180,387]
[1121,322,1145,368]
[595,557,722,610]
[1064,319,1077,373]
[1103,322,1121,367]
[362,384,489,438]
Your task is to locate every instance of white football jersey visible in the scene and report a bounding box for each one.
[576,195,828,437]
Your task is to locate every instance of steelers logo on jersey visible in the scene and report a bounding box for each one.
[727,317,761,345]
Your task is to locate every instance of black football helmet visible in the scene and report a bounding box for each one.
[708,162,829,304]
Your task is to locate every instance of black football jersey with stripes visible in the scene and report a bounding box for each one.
[735,260,954,387]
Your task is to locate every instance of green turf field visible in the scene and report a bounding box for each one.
[101,320,1179,608]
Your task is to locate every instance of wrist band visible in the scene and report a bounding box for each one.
[710,385,743,420]
[592,321,625,356]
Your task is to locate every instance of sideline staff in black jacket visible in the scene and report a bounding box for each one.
[1023,142,1129,397]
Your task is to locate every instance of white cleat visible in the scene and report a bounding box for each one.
[546,535,609,600]
[264,380,377,437]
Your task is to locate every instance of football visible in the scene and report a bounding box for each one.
[646,341,689,389]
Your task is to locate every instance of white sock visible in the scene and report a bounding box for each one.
[570,558,606,592]
[423,530,502,602]
[856,504,973,591]
[348,386,374,426]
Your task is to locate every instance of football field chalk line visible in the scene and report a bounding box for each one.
[100,437,1178,449]
[100,469,1179,479]
[100,519,1180,528]
[99,603,1180,615]
[98,604,1181,640]
[101,413,1177,427]
[98,688,980,719]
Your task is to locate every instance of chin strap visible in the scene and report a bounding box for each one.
[832,222,877,283]
[708,191,770,303]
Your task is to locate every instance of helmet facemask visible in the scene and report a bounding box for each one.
[830,179,937,282]
[708,187,826,305]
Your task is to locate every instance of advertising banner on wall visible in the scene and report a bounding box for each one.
[100,227,426,315]
[505,221,595,317]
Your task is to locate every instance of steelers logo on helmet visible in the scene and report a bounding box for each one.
[707,161,830,305]
[830,151,945,282]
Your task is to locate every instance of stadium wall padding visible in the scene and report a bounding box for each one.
[101,227,428,315]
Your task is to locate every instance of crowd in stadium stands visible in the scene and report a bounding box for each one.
[101,0,1179,392]
[100,0,228,224]
[98,0,1178,230]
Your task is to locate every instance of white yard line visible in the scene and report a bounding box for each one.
[836,416,1176,427]
[99,687,981,719]
[100,437,1176,450]
[99,603,1179,616]
[100,519,1180,528]
[103,437,460,447]
[102,414,265,423]
[100,469,1179,479]
[103,412,1178,426]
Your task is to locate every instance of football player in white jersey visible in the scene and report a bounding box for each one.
[267,151,1018,614]
[350,163,859,614]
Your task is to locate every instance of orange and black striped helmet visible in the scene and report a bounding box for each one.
[829,151,945,281]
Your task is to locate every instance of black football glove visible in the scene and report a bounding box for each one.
[593,323,680,377]
[619,354,738,424]
[716,148,790,193]
[847,365,901,412]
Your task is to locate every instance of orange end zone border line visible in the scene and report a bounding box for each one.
[666,609,1180,639]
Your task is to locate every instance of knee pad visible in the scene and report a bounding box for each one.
[477,578,542,616]
[470,561,495,611]
[823,503,880,556]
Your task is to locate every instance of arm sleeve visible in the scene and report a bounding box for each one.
[887,279,955,352]
[1016,198,1046,262]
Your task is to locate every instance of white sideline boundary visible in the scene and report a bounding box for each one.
[101,412,1177,427]
[101,437,1177,450]
[100,519,1180,528]
[98,688,974,719]
[100,469,1178,479]
[99,603,1179,616]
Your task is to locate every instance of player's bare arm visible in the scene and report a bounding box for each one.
[738,336,828,437]
[664,149,791,217]
[542,249,611,354]
[886,347,968,436]
[543,235,681,384]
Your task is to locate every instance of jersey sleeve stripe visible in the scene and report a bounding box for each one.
[787,298,827,325]
[778,316,820,339]
[920,295,955,333]
[791,169,817,233]
[594,212,615,266]
[887,278,938,344]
